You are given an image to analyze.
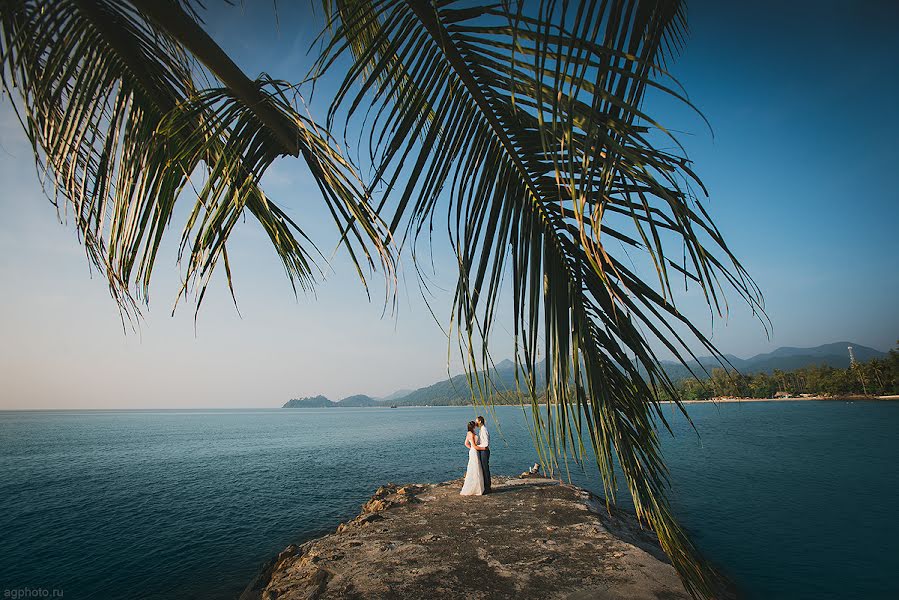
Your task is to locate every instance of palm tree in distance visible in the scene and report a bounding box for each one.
[1,0,766,595]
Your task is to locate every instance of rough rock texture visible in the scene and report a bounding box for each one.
[245,477,700,600]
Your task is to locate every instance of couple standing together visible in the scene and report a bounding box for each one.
[460,416,491,495]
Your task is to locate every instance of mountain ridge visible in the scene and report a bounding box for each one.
[657,341,885,381]
[283,342,889,408]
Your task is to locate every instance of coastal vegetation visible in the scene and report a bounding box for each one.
[287,351,899,408]
[285,342,897,407]
[1,1,769,594]
[676,349,899,400]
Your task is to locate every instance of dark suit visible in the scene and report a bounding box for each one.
[477,426,491,493]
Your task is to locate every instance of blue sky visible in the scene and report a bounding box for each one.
[0,0,896,408]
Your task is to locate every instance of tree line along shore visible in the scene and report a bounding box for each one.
[284,347,899,408]
[674,349,898,401]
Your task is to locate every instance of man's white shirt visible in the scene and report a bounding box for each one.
[478,425,489,448]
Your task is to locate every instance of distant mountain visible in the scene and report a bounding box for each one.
[746,342,884,364]
[283,360,544,408]
[283,394,380,408]
[284,342,889,407]
[378,389,413,403]
[283,395,333,408]
[392,342,886,405]
[389,372,474,406]
[336,394,379,407]
[393,359,546,406]
[660,342,886,379]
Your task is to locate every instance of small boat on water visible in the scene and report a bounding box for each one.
[390,405,398,409]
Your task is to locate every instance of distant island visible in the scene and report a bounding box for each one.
[283,394,381,408]
[283,341,898,407]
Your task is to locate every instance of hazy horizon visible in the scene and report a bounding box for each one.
[0,337,892,410]
[1,0,897,409]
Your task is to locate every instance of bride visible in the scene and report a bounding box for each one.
[460,421,486,496]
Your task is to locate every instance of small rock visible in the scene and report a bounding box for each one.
[357,513,384,525]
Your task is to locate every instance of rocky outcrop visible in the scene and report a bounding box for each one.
[243,476,710,600]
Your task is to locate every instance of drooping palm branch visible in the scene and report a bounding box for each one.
[0,0,391,315]
[317,0,765,595]
[1,0,765,595]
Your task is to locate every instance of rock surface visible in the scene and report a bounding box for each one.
[244,477,699,600]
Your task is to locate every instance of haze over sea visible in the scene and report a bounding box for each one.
[1,402,897,600]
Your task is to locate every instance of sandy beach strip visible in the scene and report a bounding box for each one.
[670,395,899,404]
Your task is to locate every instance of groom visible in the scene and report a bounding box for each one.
[476,416,491,493]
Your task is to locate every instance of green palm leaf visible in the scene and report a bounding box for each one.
[0,0,391,314]
[318,0,765,595]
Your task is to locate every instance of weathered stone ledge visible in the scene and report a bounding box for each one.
[242,476,705,599]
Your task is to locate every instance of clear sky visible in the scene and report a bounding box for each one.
[1,0,896,409]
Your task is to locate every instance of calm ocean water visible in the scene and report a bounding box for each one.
[1,402,897,599]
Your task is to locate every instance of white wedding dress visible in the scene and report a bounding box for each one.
[460,434,485,496]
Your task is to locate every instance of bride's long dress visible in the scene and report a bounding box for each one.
[460,435,485,496]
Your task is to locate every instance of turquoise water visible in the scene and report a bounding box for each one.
[1,402,897,599]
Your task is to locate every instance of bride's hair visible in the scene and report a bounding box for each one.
[467,421,477,433]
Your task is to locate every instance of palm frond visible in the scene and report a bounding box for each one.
[0,0,391,314]
[319,0,766,595]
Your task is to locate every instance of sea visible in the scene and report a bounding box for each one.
[1,401,897,599]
